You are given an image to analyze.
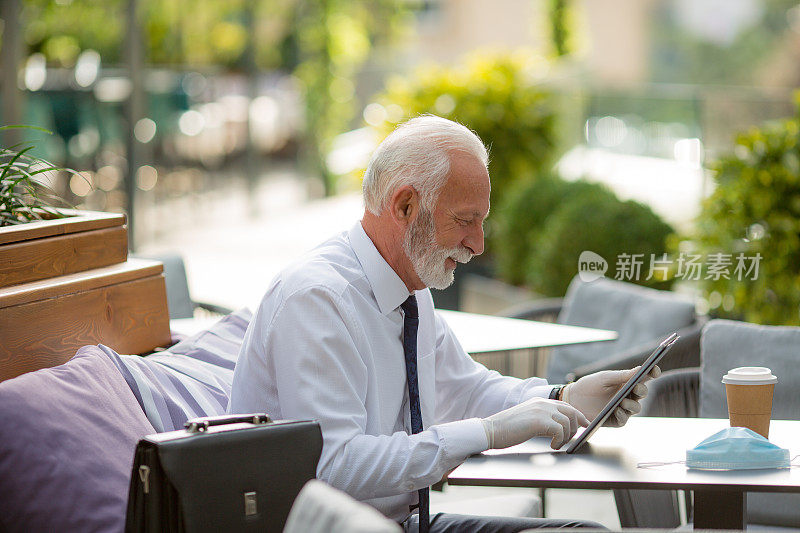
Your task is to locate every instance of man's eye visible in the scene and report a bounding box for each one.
[456,218,470,226]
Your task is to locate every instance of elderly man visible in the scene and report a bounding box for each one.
[230,115,655,532]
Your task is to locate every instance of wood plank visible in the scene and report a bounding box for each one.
[0,274,171,382]
[0,258,163,308]
[0,209,125,245]
[0,226,128,288]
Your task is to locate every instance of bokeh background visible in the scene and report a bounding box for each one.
[2,0,800,323]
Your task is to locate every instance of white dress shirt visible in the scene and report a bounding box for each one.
[229,222,552,521]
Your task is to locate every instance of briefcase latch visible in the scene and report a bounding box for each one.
[244,491,258,517]
[138,465,151,494]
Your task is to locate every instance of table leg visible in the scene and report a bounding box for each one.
[693,489,746,530]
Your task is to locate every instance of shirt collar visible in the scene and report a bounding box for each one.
[349,221,412,315]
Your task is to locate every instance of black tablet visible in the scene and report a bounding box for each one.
[563,332,679,454]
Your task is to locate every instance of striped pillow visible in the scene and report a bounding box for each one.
[102,308,252,432]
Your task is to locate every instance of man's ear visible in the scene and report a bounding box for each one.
[389,185,418,228]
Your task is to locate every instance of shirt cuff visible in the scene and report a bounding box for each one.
[505,380,552,408]
[434,417,489,460]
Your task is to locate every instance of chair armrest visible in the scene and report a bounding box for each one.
[640,367,700,418]
[499,298,564,322]
[568,316,707,381]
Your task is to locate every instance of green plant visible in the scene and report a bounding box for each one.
[0,126,73,226]
[695,95,800,325]
[292,0,408,196]
[367,50,557,210]
[524,182,674,297]
[548,0,571,58]
[493,175,602,285]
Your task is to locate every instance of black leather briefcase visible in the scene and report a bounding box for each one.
[125,414,322,533]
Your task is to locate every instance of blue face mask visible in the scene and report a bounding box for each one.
[686,427,790,470]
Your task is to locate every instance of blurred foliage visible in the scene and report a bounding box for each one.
[695,94,800,325]
[290,0,410,195]
[141,0,250,66]
[651,0,798,85]
[22,0,123,66]
[548,0,570,57]
[493,174,596,285]
[22,0,256,67]
[494,175,674,297]
[18,0,411,195]
[368,50,557,210]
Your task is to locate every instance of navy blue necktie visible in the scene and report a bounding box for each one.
[401,295,429,533]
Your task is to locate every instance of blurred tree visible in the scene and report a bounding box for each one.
[22,0,124,65]
[290,0,409,195]
[493,174,674,296]
[367,50,557,212]
[695,94,800,325]
[526,183,674,297]
[549,0,570,57]
[20,0,410,196]
[493,175,598,285]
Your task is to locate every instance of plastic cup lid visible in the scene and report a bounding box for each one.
[722,366,777,384]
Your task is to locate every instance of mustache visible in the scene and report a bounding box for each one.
[440,245,473,264]
[450,247,473,263]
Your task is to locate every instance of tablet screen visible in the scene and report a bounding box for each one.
[564,332,679,454]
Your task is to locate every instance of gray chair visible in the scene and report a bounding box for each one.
[617,319,800,529]
[133,253,233,319]
[502,276,702,520]
[613,368,701,528]
[698,319,800,529]
[503,276,703,383]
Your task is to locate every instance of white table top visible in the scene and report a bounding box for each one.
[171,309,617,355]
[437,309,617,353]
[449,417,800,493]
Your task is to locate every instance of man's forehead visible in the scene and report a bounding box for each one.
[437,180,490,219]
[440,152,489,197]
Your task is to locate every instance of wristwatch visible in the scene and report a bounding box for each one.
[549,384,565,401]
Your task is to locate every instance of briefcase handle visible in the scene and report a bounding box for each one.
[184,413,272,433]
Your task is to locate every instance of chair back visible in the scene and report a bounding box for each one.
[547,276,696,382]
[134,253,195,319]
[700,319,800,528]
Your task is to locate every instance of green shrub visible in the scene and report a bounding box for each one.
[525,185,674,297]
[695,96,800,325]
[367,50,557,209]
[493,175,605,285]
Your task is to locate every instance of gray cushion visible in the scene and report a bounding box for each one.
[0,346,156,533]
[548,276,696,383]
[700,319,800,528]
[106,308,252,432]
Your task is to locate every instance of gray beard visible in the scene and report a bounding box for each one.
[403,207,473,290]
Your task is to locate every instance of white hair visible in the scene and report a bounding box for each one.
[362,115,488,215]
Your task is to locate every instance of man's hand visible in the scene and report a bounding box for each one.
[482,397,590,450]
[562,366,661,427]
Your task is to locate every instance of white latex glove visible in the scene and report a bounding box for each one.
[562,365,661,427]
[482,397,590,450]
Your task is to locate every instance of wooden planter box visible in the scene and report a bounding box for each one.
[0,209,128,288]
[0,210,170,381]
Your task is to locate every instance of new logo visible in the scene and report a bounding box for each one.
[578,251,607,282]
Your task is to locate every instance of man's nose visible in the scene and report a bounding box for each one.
[463,224,484,256]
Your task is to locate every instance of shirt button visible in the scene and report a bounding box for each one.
[406,483,415,491]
